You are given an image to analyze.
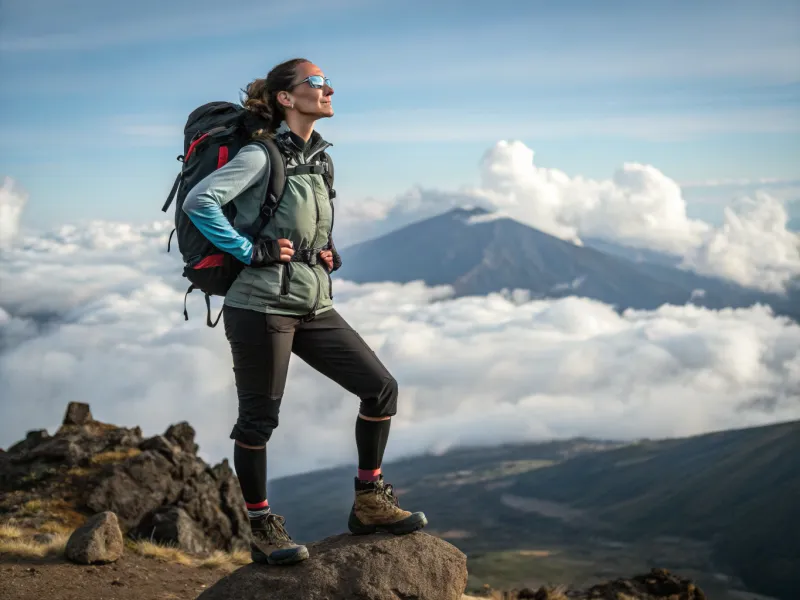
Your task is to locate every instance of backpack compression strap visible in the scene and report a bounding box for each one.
[238,137,287,241]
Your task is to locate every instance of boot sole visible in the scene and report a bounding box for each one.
[348,511,428,536]
[252,545,309,566]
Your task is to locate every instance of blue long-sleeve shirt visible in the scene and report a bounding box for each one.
[182,144,271,265]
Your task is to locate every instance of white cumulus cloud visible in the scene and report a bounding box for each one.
[339,140,800,293]
[682,193,800,294]
[1,217,798,479]
[0,176,29,251]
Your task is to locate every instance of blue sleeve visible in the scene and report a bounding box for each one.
[182,143,270,265]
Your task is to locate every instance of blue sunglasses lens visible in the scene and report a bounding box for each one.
[307,75,331,88]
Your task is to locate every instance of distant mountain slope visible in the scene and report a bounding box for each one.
[268,420,799,600]
[337,208,799,319]
[504,420,800,600]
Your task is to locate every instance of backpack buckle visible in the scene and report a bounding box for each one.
[290,247,322,266]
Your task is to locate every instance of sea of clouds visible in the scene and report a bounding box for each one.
[1,144,799,479]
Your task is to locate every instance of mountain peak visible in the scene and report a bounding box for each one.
[447,205,493,219]
[337,207,799,319]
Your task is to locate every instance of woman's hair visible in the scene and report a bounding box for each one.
[241,58,310,137]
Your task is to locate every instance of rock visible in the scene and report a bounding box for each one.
[2,402,250,555]
[197,531,468,600]
[85,450,179,529]
[139,435,176,458]
[503,568,707,599]
[583,568,707,599]
[131,506,211,554]
[7,430,51,455]
[165,422,198,454]
[85,446,250,552]
[24,437,87,466]
[63,402,93,426]
[65,511,124,564]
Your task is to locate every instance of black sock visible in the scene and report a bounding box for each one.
[355,417,391,481]
[233,443,269,518]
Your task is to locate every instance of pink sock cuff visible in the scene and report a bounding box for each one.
[358,468,381,481]
[246,499,269,510]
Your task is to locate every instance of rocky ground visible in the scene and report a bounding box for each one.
[1,403,710,599]
[1,550,229,600]
[1,533,705,600]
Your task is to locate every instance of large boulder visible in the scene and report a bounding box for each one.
[65,511,124,564]
[197,531,468,600]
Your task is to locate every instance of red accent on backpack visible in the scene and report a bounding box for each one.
[192,254,225,269]
[185,133,210,162]
[217,146,229,168]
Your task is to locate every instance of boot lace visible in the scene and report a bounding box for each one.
[257,513,292,543]
[375,479,400,507]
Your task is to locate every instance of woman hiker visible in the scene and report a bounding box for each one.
[181,58,427,566]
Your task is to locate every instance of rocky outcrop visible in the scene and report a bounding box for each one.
[0,402,250,554]
[467,568,707,600]
[198,531,468,600]
[131,506,211,555]
[64,511,124,564]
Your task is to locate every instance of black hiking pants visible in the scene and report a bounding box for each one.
[222,304,398,446]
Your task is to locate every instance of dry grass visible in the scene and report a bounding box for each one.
[0,522,24,539]
[228,549,252,566]
[91,448,141,464]
[21,499,44,514]
[128,540,251,572]
[66,466,93,477]
[0,533,69,558]
[14,499,86,529]
[39,521,74,535]
[130,540,195,566]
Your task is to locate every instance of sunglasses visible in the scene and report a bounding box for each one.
[291,75,332,89]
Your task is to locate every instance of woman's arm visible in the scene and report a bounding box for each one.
[182,143,271,264]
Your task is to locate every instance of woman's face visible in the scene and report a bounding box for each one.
[284,62,334,119]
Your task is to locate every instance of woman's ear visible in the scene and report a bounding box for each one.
[278,91,294,109]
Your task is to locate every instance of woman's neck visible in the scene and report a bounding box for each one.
[284,113,315,142]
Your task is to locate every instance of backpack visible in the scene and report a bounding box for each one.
[160,101,335,328]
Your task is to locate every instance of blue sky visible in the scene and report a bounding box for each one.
[1,0,799,235]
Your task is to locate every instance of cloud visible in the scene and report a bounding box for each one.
[0,177,28,251]
[339,140,800,293]
[681,193,800,294]
[1,216,798,479]
[680,178,800,189]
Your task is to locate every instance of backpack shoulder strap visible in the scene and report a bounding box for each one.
[240,136,287,240]
[320,151,335,199]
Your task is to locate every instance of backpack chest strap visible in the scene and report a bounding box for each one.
[286,163,328,177]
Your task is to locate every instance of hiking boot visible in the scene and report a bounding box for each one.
[249,512,309,565]
[348,475,428,535]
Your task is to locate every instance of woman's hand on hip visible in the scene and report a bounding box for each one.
[250,239,295,266]
[319,249,333,271]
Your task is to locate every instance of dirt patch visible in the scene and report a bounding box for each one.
[0,551,230,600]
